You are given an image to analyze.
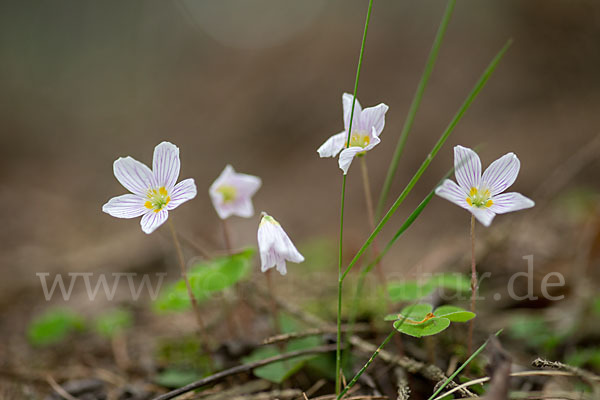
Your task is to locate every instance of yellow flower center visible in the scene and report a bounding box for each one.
[217,185,237,203]
[466,187,493,208]
[145,186,171,213]
[348,131,370,148]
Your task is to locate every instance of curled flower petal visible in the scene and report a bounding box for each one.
[257,213,304,276]
[317,131,347,158]
[489,192,534,214]
[356,103,388,136]
[167,178,197,210]
[153,141,180,191]
[470,207,496,227]
[113,156,154,197]
[342,92,362,131]
[435,179,470,210]
[338,147,364,175]
[338,135,381,175]
[454,145,481,191]
[102,194,147,218]
[481,152,520,196]
[140,210,168,234]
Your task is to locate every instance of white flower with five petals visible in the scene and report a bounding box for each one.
[209,165,262,220]
[257,213,304,275]
[102,141,197,234]
[317,93,389,174]
[435,145,534,227]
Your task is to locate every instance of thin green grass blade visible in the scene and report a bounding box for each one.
[427,329,503,400]
[336,0,375,394]
[341,39,512,282]
[376,0,456,221]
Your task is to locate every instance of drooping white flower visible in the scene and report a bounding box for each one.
[435,145,534,227]
[102,141,197,234]
[209,165,262,220]
[317,92,389,174]
[257,212,304,275]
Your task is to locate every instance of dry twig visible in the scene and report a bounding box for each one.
[151,344,338,400]
[46,375,79,400]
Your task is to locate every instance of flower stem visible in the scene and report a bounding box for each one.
[167,219,213,364]
[222,218,233,254]
[336,0,374,393]
[359,157,388,289]
[375,0,456,222]
[468,213,476,355]
[265,269,281,335]
[337,329,396,400]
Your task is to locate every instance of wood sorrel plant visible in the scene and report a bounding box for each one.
[314,0,513,391]
[435,145,534,353]
[102,141,213,362]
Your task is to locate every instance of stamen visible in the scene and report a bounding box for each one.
[466,187,493,208]
[217,185,237,203]
[145,186,170,212]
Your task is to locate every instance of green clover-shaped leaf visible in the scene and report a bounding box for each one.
[394,316,450,338]
[387,303,475,338]
[433,305,475,322]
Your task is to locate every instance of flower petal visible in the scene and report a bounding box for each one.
[317,131,347,158]
[140,210,168,234]
[257,214,303,275]
[276,258,287,275]
[435,179,470,210]
[153,141,180,190]
[231,173,262,198]
[167,178,197,210]
[454,145,481,191]
[357,103,388,136]
[113,156,154,197]
[338,147,363,175]
[470,207,496,227]
[102,194,147,218]
[342,93,362,131]
[489,192,534,214]
[363,127,382,151]
[209,165,261,219]
[481,152,520,196]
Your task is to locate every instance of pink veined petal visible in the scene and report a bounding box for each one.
[488,192,534,214]
[481,152,520,196]
[102,194,147,219]
[338,147,364,175]
[153,141,181,190]
[113,156,154,197]
[342,93,362,131]
[454,145,481,191]
[258,223,277,272]
[167,178,197,210]
[470,207,496,227]
[140,210,169,234]
[357,103,389,136]
[317,131,347,158]
[435,179,470,210]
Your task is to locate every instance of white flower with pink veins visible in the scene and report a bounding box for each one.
[435,145,534,226]
[102,141,197,234]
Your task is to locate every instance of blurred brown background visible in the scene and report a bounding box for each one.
[1,0,599,311]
